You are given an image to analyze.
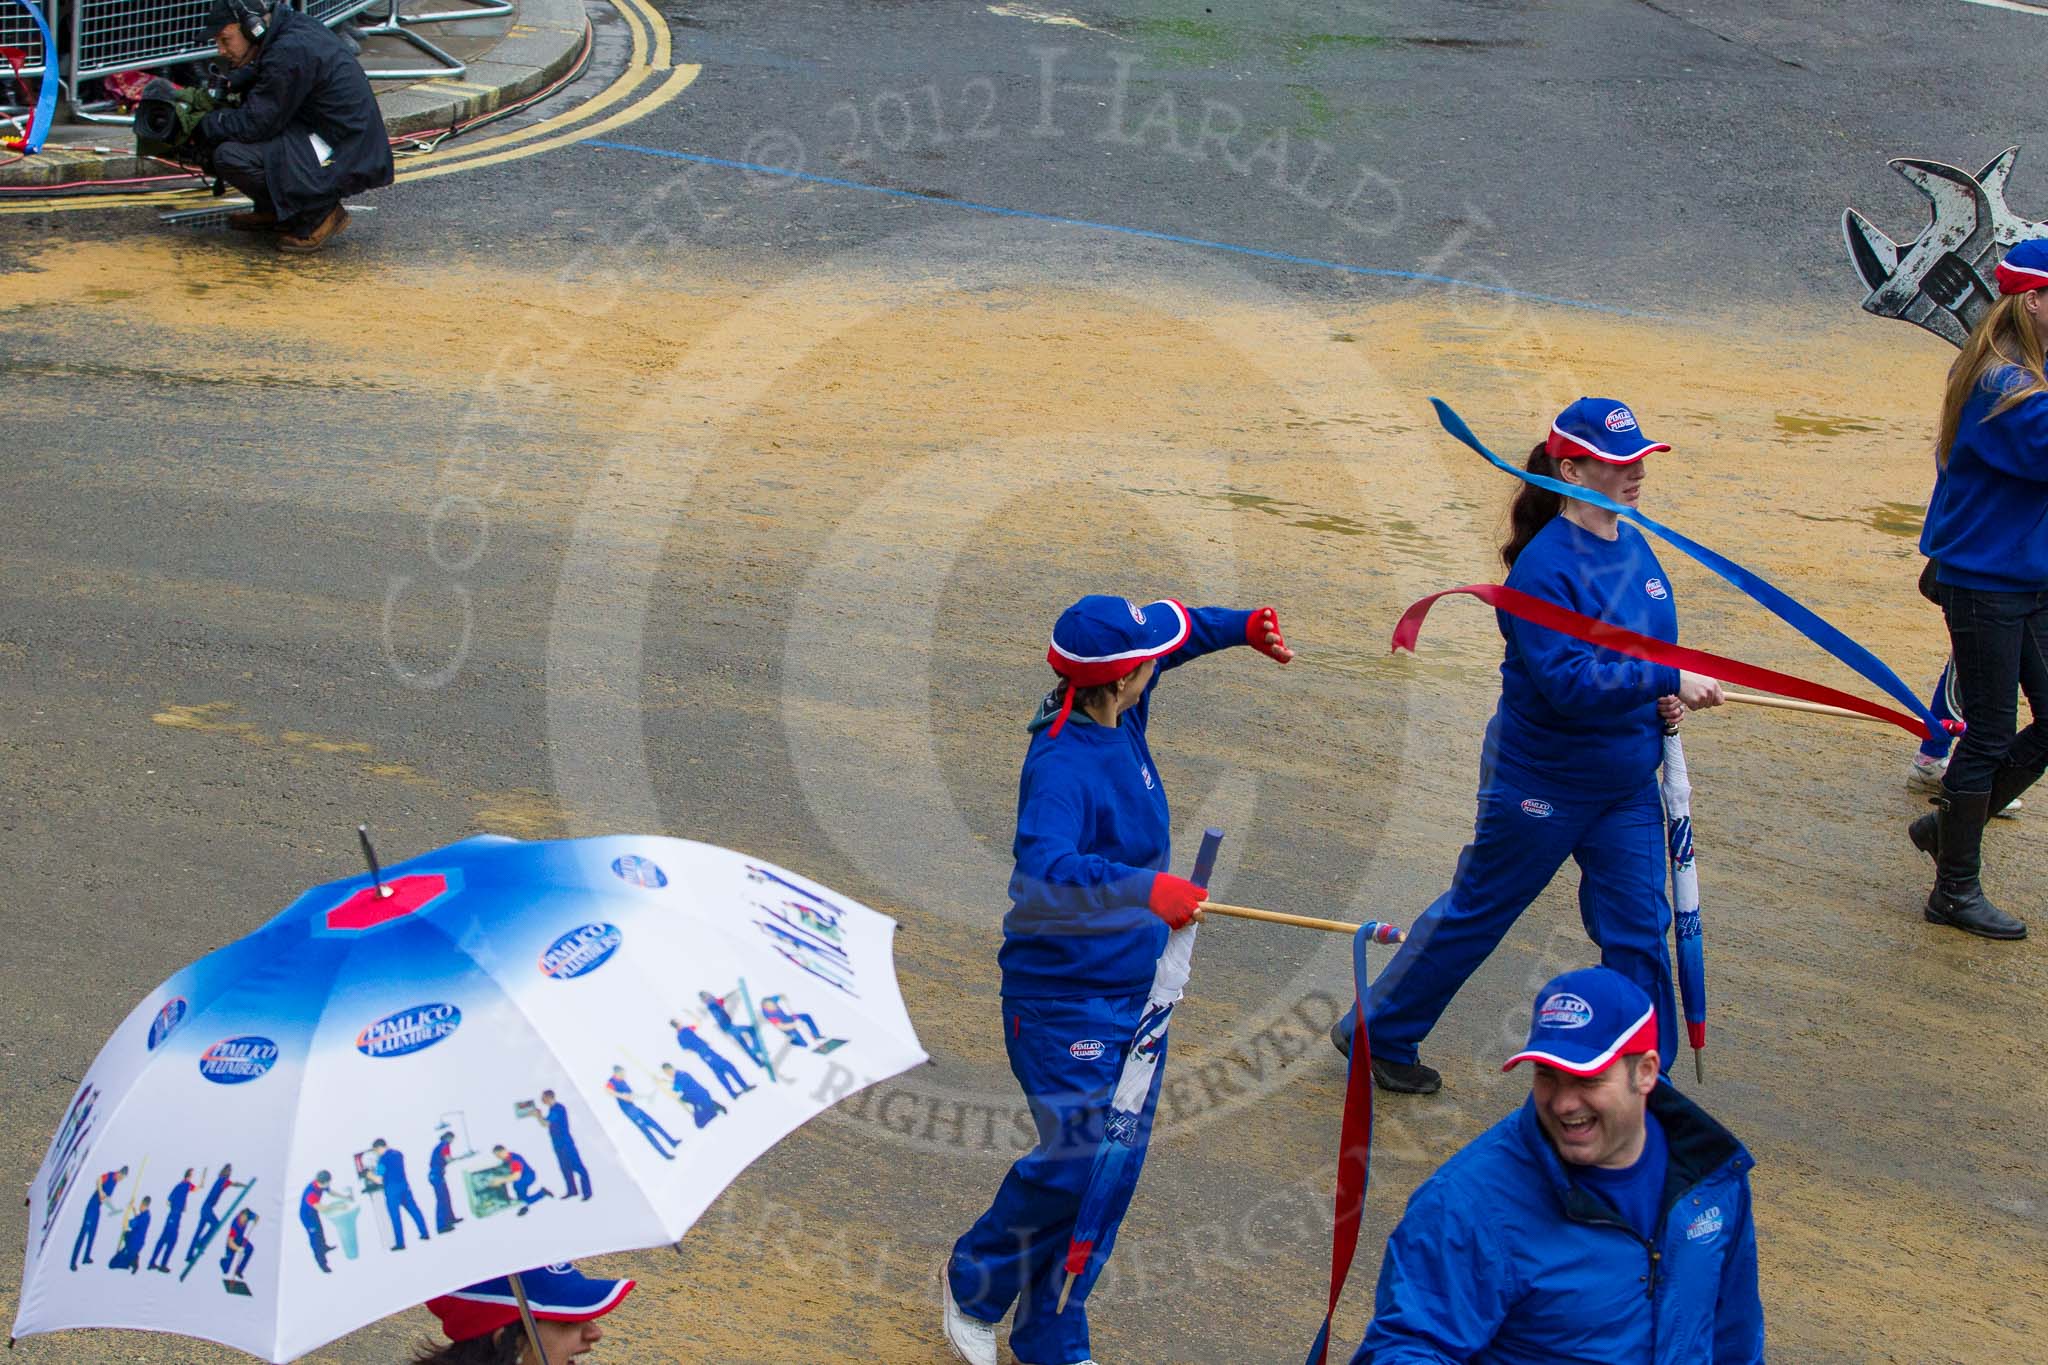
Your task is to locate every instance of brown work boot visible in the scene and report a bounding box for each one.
[277,204,350,254]
[227,209,281,231]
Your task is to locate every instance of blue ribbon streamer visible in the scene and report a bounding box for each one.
[1431,398,1939,729]
[5,0,57,154]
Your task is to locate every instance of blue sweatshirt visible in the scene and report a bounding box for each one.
[999,606,1253,1000]
[1487,516,1681,793]
[1923,365,2048,592]
[1355,1084,1762,1365]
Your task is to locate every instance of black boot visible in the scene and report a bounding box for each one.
[1988,757,2047,814]
[1924,790,2028,939]
[1911,758,2047,859]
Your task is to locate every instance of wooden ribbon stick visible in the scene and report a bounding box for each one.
[1198,901,1405,939]
[1720,689,1899,726]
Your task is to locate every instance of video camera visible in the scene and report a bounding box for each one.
[132,68,241,160]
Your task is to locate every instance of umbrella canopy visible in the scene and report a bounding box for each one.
[13,834,926,1362]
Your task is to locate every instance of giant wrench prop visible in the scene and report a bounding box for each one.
[1844,147,2046,348]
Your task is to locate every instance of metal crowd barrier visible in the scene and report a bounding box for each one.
[0,0,55,126]
[0,0,54,79]
[8,0,519,130]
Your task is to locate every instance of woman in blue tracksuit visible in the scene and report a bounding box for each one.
[1336,398,1722,1095]
[942,593,1293,1365]
[1903,237,2048,941]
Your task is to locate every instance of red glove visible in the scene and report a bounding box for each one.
[1246,605,1293,663]
[1148,873,1207,929]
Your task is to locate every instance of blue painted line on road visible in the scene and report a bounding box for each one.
[582,139,1666,319]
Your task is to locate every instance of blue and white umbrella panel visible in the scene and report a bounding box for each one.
[13,835,926,1362]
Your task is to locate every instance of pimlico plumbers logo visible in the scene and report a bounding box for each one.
[147,996,188,1051]
[198,1035,280,1085]
[539,922,623,979]
[355,1002,463,1058]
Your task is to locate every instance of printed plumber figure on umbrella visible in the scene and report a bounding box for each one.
[660,1062,728,1128]
[366,1138,431,1251]
[300,1171,336,1272]
[219,1210,258,1291]
[188,1163,246,1252]
[606,1066,680,1158]
[68,1165,126,1270]
[671,1018,755,1099]
[106,1196,151,1273]
[761,993,831,1049]
[147,1169,200,1272]
[429,1130,465,1233]
[530,1090,593,1200]
[488,1144,554,1214]
[699,989,771,1072]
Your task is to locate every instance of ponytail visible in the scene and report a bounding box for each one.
[1501,442,1563,570]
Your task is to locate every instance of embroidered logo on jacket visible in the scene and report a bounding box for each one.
[1686,1206,1724,1241]
[1069,1039,1106,1061]
[1520,798,1553,819]
[1645,578,1669,601]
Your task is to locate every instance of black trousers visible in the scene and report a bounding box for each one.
[210,140,334,231]
[1940,582,2048,793]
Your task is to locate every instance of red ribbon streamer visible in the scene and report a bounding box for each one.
[1393,584,1946,742]
[0,47,29,152]
[1307,994,1374,1365]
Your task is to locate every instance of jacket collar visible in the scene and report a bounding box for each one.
[1514,1080,1753,1223]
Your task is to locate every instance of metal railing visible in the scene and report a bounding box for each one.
[64,0,383,123]
[0,0,55,81]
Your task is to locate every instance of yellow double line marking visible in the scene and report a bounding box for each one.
[0,0,696,213]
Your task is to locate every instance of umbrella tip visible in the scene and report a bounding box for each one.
[1693,1052,1705,1084]
[356,824,390,897]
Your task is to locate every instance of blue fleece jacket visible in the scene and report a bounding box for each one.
[998,606,1253,1000]
[1488,516,1682,793]
[1355,1084,1763,1365]
[1923,365,2048,592]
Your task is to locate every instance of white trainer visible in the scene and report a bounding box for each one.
[1907,753,1946,794]
[940,1267,998,1365]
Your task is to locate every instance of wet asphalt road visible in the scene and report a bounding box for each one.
[4,2,2048,1362]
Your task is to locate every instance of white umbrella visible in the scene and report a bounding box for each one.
[12,834,925,1361]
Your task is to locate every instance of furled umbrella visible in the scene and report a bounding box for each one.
[1055,828,1224,1314]
[12,833,926,1362]
[1661,732,1708,1082]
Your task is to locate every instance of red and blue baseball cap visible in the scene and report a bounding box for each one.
[1545,397,1670,465]
[1995,238,2048,295]
[427,1263,635,1342]
[1503,966,1658,1075]
[1044,595,1190,736]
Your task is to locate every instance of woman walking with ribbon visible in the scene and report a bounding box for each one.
[1904,238,2048,940]
[1333,398,1722,1095]
[941,593,1292,1365]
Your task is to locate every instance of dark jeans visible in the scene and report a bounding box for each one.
[211,140,333,232]
[1940,583,2048,793]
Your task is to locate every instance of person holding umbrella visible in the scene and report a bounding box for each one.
[417,1263,635,1363]
[942,595,1293,1365]
[1904,237,2048,940]
[1333,399,1723,1093]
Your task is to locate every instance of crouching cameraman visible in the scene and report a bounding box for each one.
[198,0,394,253]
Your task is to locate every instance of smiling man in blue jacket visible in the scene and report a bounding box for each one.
[1355,967,1764,1364]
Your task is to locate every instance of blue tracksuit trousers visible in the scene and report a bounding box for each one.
[949,992,1162,1365]
[1343,769,1678,1071]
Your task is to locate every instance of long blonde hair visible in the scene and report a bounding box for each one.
[1936,291,2048,467]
